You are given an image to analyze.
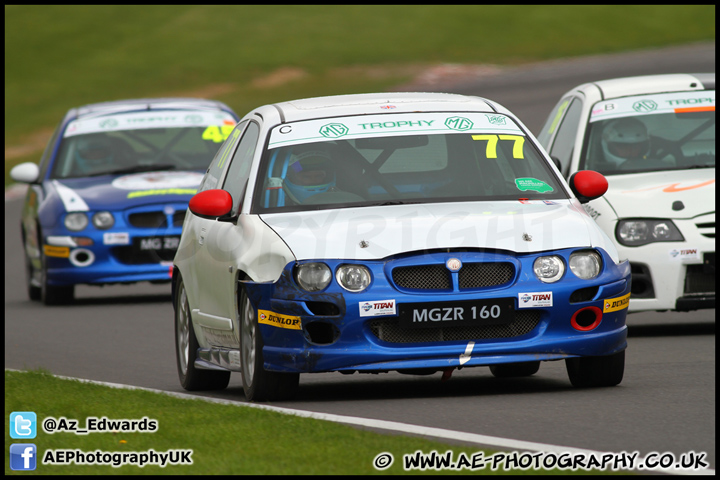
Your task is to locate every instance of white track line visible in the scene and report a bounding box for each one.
[6,369,713,475]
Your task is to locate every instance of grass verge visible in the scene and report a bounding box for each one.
[5,369,626,475]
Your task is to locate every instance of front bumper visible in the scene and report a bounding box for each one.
[243,248,632,374]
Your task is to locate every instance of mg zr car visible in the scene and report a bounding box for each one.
[172,92,632,401]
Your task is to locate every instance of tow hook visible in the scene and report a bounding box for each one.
[441,367,455,382]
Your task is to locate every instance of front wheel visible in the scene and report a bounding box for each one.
[40,251,74,306]
[565,350,625,388]
[240,288,299,401]
[175,274,230,391]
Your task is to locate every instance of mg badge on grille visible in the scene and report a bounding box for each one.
[446,258,462,272]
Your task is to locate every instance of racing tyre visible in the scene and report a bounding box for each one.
[175,274,231,391]
[40,251,74,306]
[25,252,41,301]
[240,288,299,402]
[490,361,540,378]
[565,350,625,388]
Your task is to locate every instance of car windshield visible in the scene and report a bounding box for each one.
[51,109,237,178]
[253,112,566,212]
[580,90,715,176]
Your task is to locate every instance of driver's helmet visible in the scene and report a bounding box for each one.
[283,149,336,204]
[601,117,650,164]
[74,135,115,174]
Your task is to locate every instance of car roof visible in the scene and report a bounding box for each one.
[573,73,715,101]
[264,92,505,123]
[65,97,238,122]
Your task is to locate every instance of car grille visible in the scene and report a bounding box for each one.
[684,264,715,295]
[111,247,177,264]
[391,262,514,291]
[368,310,540,344]
[127,210,186,229]
[695,221,715,239]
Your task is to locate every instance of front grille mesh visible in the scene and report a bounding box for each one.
[684,265,715,294]
[392,265,450,290]
[128,211,167,229]
[458,263,514,289]
[368,310,540,344]
[392,262,514,291]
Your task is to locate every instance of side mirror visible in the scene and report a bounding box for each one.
[189,189,233,218]
[569,170,608,204]
[10,162,40,184]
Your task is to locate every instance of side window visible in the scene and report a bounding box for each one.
[198,120,247,192]
[222,121,260,215]
[39,123,64,180]
[537,98,570,147]
[547,97,583,177]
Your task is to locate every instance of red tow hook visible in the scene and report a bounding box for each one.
[441,367,455,382]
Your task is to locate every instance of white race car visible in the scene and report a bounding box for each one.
[537,73,715,313]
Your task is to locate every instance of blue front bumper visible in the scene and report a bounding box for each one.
[246,248,631,374]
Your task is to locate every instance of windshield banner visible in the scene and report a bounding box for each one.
[268,112,525,149]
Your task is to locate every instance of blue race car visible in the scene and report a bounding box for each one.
[173,92,631,401]
[10,98,239,305]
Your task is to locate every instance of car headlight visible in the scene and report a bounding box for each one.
[569,250,602,280]
[615,219,684,246]
[533,255,565,283]
[64,212,89,231]
[295,263,332,292]
[336,265,371,292]
[92,211,115,229]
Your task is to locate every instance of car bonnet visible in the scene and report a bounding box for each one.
[260,200,599,261]
[603,169,715,219]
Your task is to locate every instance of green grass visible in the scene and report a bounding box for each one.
[6,370,625,475]
[4,5,715,185]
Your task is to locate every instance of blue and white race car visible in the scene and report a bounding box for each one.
[172,92,631,401]
[10,98,239,305]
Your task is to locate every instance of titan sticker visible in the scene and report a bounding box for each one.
[518,292,553,308]
[359,299,396,317]
[258,310,302,330]
[603,293,631,313]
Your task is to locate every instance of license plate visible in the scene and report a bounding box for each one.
[134,236,181,251]
[398,298,515,329]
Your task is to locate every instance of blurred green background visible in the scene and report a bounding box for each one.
[4,5,715,184]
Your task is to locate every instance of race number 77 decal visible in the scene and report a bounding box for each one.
[472,134,525,159]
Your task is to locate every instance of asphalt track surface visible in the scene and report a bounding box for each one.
[5,42,715,473]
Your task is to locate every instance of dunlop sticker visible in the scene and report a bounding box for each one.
[603,293,631,313]
[44,245,70,258]
[258,310,302,330]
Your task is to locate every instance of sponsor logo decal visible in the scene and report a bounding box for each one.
[103,232,130,245]
[518,292,553,308]
[258,310,302,330]
[359,299,396,317]
[603,293,631,313]
[43,245,70,258]
[669,248,700,260]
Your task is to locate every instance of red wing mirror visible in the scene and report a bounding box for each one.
[189,189,233,218]
[568,170,608,204]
